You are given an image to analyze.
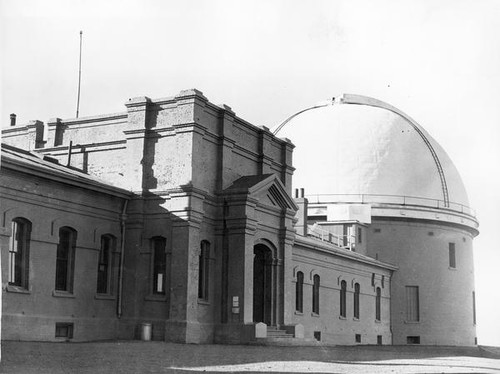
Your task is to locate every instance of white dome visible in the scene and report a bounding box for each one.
[276,94,470,209]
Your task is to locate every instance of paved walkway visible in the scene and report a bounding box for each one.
[0,341,499,373]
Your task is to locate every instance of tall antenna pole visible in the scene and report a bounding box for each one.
[76,30,83,118]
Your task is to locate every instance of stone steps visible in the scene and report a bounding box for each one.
[250,326,317,346]
[266,328,294,338]
[251,323,312,346]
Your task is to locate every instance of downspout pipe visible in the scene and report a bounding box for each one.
[117,199,128,318]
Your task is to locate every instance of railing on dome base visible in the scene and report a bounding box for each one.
[305,193,476,217]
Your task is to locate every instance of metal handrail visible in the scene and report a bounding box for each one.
[307,224,356,250]
[305,193,476,217]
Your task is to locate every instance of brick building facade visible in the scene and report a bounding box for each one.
[1,89,477,345]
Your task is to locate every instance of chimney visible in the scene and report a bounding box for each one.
[10,113,16,127]
[294,187,308,236]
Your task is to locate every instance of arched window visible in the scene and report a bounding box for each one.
[312,274,320,314]
[354,283,360,319]
[9,218,31,289]
[340,280,347,318]
[198,240,210,300]
[96,234,115,294]
[152,236,167,294]
[375,287,381,321]
[55,227,77,292]
[295,271,304,313]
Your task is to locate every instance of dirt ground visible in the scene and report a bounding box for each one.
[0,341,499,373]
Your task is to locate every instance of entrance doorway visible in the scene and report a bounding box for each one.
[253,244,273,325]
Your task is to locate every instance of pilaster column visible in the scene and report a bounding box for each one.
[217,105,236,191]
[26,120,45,150]
[281,139,295,193]
[280,226,296,325]
[47,118,64,147]
[258,127,274,175]
[223,197,258,325]
[123,97,152,192]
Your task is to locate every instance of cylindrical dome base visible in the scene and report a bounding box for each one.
[367,217,476,346]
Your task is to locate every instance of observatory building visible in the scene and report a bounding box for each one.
[275,94,479,345]
[0,90,478,346]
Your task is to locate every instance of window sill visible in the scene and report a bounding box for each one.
[95,294,115,300]
[404,320,420,324]
[339,316,347,320]
[448,267,457,271]
[353,317,360,322]
[375,319,381,323]
[55,337,73,342]
[311,312,320,317]
[6,285,30,294]
[52,290,75,298]
[294,311,304,316]
[145,294,167,302]
[197,299,210,306]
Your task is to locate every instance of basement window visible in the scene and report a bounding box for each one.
[407,336,420,345]
[355,334,361,343]
[314,331,321,341]
[377,335,383,345]
[55,323,74,339]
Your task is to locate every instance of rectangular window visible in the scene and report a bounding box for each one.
[9,218,31,289]
[355,334,361,343]
[55,227,76,292]
[407,336,420,344]
[472,291,476,325]
[97,235,115,294]
[357,227,362,244]
[405,286,420,322]
[449,243,456,268]
[55,323,74,339]
[152,237,166,294]
[314,331,321,341]
[342,224,350,247]
[377,335,383,345]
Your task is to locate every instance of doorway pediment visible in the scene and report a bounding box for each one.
[223,174,298,212]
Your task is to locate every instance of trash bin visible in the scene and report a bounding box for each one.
[140,323,152,341]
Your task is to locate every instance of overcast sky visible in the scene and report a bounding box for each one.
[1,0,499,345]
